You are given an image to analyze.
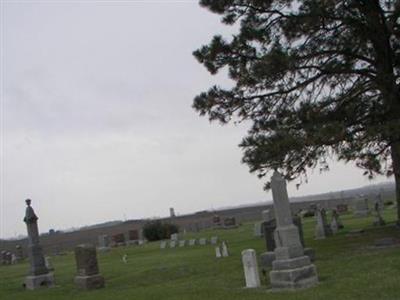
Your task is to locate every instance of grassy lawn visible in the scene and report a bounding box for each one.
[1,207,400,300]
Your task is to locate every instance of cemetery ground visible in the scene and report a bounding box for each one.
[1,208,400,300]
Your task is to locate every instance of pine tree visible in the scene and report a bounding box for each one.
[193,1,400,220]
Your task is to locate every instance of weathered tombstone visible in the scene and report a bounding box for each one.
[199,238,207,245]
[23,199,55,290]
[221,241,229,257]
[45,257,54,272]
[315,208,333,239]
[188,239,196,246]
[215,246,222,258]
[353,198,369,217]
[74,244,105,290]
[210,236,218,245]
[160,241,167,249]
[242,249,261,288]
[170,233,179,241]
[179,240,186,247]
[269,172,318,290]
[169,241,177,248]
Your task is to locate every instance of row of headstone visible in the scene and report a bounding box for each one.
[315,207,345,239]
[160,236,219,249]
[98,232,147,251]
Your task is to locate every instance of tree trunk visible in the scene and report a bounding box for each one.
[391,141,400,224]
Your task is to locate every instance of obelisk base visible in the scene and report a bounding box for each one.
[24,273,55,290]
[270,255,318,290]
[74,274,105,290]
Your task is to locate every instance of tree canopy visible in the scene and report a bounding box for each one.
[193,0,400,216]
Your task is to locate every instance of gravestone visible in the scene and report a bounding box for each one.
[170,233,179,241]
[11,253,17,265]
[315,208,333,239]
[199,238,207,245]
[254,222,263,237]
[215,246,222,258]
[74,244,105,289]
[179,240,186,247]
[213,214,221,227]
[210,236,218,245]
[160,241,167,249]
[45,257,54,272]
[98,235,110,251]
[269,172,318,290]
[353,198,369,217]
[242,249,261,288]
[23,199,55,290]
[5,252,12,265]
[221,241,229,257]
[169,241,177,248]
[122,254,128,264]
[188,239,196,246]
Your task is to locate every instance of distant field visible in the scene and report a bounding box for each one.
[1,207,400,300]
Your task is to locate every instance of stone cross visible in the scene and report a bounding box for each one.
[74,244,105,289]
[23,199,55,290]
[268,171,318,290]
[241,249,261,288]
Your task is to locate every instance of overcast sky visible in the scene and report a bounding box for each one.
[0,0,391,239]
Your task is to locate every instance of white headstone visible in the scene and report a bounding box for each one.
[45,256,54,271]
[215,246,222,258]
[199,238,207,245]
[189,239,196,246]
[221,241,229,257]
[170,241,177,248]
[179,240,186,247]
[170,233,179,241]
[122,254,128,264]
[254,222,263,237]
[160,241,167,249]
[241,249,261,288]
[210,236,218,245]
